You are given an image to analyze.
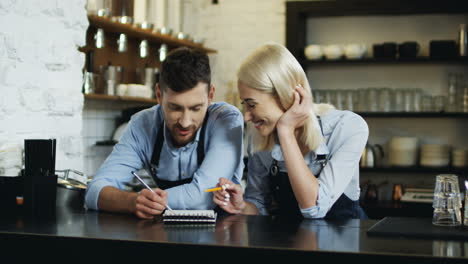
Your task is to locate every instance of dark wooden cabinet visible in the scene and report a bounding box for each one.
[286,0,468,218]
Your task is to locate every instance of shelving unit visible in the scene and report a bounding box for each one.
[87,15,217,54]
[301,56,468,66]
[287,0,468,218]
[84,93,158,105]
[286,0,468,59]
[360,166,468,175]
[81,15,217,103]
[356,112,468,118]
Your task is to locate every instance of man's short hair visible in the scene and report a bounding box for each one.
[159,47,211,94]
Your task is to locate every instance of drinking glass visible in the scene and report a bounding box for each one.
[333,90,343,110]
[464,180,468,226]
[403,88,414,112]
[313,90,322,103]
[342,89,354,111]
[421,95,433,112]
[433,95,447,112]
[432,174,462,226]
[356,88,367,112]
[412,88,422,112]
[393,88,405,112]
[367,88,379,112]
[378,87,392,112]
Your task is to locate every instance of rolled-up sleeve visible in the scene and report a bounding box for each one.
[85,114,148,210]
[300,113,369,219]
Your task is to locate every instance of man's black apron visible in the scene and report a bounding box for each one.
[269,117,367,219]
[149,112,209,190]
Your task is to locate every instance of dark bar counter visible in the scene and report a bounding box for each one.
[1,206,467,263]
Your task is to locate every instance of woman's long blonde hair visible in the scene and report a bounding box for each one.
[237,42,334,152]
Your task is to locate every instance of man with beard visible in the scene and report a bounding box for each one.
[85,47,244,219]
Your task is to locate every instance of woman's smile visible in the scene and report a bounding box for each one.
[253,119,265,129]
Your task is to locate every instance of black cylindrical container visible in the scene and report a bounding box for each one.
[23,139,57,218]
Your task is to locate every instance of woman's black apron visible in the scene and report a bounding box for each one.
[269,117,367,219]
[149,113,209,190]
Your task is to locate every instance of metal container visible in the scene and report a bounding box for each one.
[159,44,168,62]
[56,170,87,210]
[118,33,128,53]
[57,178,86,210]
[94,28,105,49]
[137,22,154,30]
[459,24,467,56]
[139,40,149,58]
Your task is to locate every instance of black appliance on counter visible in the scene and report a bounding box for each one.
[0,176,23,216]
[23,139,57,218]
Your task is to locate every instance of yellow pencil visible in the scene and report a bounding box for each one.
[205,187,222,192]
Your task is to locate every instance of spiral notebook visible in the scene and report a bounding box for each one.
[162,210,217,224]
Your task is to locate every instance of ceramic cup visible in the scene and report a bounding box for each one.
[304,44,323,60]
[344,43,367,59]
[323,44,343,60]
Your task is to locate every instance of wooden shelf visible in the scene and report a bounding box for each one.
[360,166,468,174]
[87,15,217,54]
[301,56,468,66]
[84,93,158,105]
[356,112,468,118]
[287,0,468,18]
[286,0,468,62]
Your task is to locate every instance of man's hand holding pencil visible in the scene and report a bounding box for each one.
[132,171,172,219]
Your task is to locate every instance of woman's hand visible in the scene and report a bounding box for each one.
[213,177,246,214]
[276,84,311,135]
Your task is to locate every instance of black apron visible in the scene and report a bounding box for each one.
[149,112,209,190]
[269,117,367,219]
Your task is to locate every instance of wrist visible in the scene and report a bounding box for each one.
[276,124,295,139]
[130,192,139,213]
[237,200,247,214]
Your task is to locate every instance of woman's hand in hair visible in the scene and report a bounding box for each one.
[276,84,311,135]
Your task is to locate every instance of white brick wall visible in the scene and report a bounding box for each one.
[82,0,287,176]
[188,0,286,102]
[0,0,88,173]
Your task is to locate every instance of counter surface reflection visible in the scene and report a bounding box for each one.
[1,207,467,262]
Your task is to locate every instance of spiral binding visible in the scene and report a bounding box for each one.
[163,210,217,224]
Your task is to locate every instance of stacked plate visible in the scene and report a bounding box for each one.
[388,137,418,166]
[420,144,450,167]
[452,149,467,167]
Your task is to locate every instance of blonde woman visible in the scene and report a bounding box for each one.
[213,43,369,219]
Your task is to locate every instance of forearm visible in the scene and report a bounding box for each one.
[277,128,319,209]
[97,186,137,213]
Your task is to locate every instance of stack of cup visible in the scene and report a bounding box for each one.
[420,144,450,167]
[432,174,462,226]
[388,137,419,167]
[452,149,467,168]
